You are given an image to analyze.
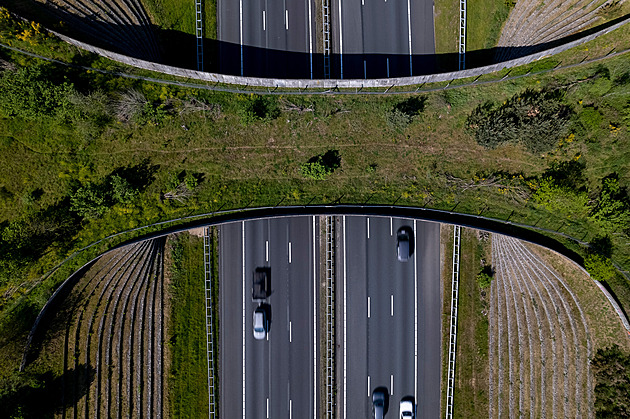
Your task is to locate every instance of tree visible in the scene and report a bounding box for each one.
[584,254,617,282]
[70,183,108,219]
[589,175,630,234]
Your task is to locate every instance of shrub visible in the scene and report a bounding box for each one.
[578,106,604,132]
[476,264,494,289]
[589,175,630,234]
[238,94,280,125]
[466,88,572,153]
[531,177,589,219]
[584,254,617,282]
[70,183,108,219]
[300,150,341,180]
[110,175,138,204]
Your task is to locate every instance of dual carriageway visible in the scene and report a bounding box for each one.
[218,216,441,418]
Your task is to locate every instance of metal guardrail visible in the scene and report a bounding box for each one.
[203,228,216,418]
[322,0,331,78]
[325,216,336,418]
[445,225,461,419]
[196,0,204,71]
[459,0,466,70]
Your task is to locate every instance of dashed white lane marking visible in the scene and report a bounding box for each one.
[285,9,289,30]
[266,240,269,261]
[367,296,371,318]
[391,294,394,316]
[266,398,269,418]
[391,374,394,395]
[288,241,292,263]
[367,217,370,239]
[367,375,371,397]
[263,10,266,30]
[390,217,393,235]
[289,321,292,342]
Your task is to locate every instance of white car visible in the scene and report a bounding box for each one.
[400,397,415,418]
[253,307,267,340]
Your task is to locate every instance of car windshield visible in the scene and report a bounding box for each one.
[254,326,263,332]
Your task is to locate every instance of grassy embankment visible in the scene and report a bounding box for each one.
[165,233,209,418]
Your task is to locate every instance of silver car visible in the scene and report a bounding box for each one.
[399,397,415,418]
[253,307,267,340]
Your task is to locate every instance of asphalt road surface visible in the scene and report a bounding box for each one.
[331,0,436,78]
[218,0,317,78]
[219,217,319,419]
[337,216,441,418]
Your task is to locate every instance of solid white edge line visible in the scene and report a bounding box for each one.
[367,218,370,239]
[367,296,371,318]
[343,216,347,419]
[414,220,418,403]
[239,0,243,75]
[312,216,317,419]
[407,0,412,75]
[367,375,371,397]
[308,0,313,79]
[288,241,292,263]
[242,222,246,418]
[338,0,343,78]
[391,294,394,316]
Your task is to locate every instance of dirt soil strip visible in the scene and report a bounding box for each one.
[509,237,582,418]
[68,242,146,418]
[516,239,592,418]
[61,246,130,418]
[503,235,561,418]
[110,242,156,418]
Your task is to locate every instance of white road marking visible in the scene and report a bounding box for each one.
[285,9,289,30]
[290,399,293,419]
[288,241,292,263]
[390,217,393,235]
[367,218,370,239]
[391,374,394,395]
[343,216,347,419]
[391,294,394,316]
[266,240,269,262]
[367,375,371,397]
[312,216,317,419]
[338,0,344,78]
[367,296,371,318]
[267,398,269,418]
[240,0,243,75]
[242,222,246,418]
[263,10,266,30]
[290,321,292,342]
[414,220,418,403]
[407,0,412,75]
[308,0,313,78]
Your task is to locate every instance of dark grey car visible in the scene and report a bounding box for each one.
[373,388,387,419]
[397,227,411,262]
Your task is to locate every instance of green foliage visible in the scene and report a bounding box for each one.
[109,175,138,204]
[237,94,280,125]
[386,96,427,132]
[589,175,630,234]
[300,150,341,180]
[592,345,630,418]
[531,177,589,218]
[0,64,75,120]
[466,88,572,153]
[579,106,604,132]
[69,183,108,219]
[584,253,617,282]
[386,108,413,132]
[476,271,493,289]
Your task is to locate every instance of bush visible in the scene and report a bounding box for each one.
[238,94,280,125]
[476,264,494,289]
[300,150,341,180]
[589,174,630,234]
[466,88,572,153]
[584,254,617,282]
[0,64,76,120]
[69,183,108,219]
[531,177,589,219]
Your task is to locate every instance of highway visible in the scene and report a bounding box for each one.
[219,217,319,419]
[218,0,317,78]
[331,0,436,78]
[338,216,441,418]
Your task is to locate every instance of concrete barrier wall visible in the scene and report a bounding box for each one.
[49,15,630,89]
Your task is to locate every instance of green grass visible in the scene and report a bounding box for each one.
[453,228,489,419]
[467,0,512,51]
[166,234,209,419]
[434,0,459,55]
